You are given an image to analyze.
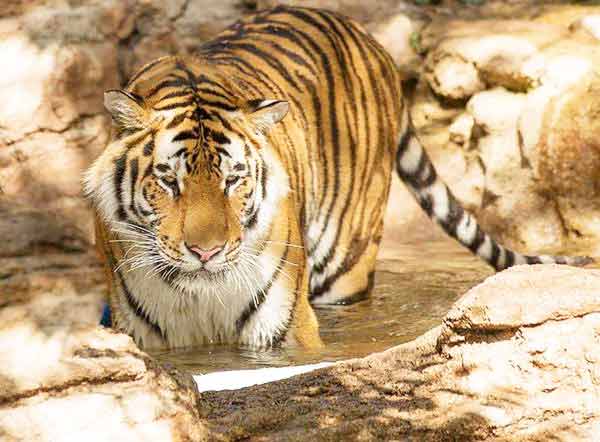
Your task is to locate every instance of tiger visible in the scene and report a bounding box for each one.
[84,6,592,350]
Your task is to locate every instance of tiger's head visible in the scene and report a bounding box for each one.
[85,59,290,291]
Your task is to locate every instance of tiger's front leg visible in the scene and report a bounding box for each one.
[237,196,322,349]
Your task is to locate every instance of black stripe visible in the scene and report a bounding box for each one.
[243,161,262,229]
[212,131,231,145]
[143,136,155,156]
[309,261,375,303]
[260,161,268,203]
[172,130,198,142]
[308,103,357,275]
[235,234,291,333]
[127,58,165,87]
[156,89,193,101]
[254,22,319,69]
[334,271,375,305]
[142,162,153,179]
[166,112,189,129]
[316,12,355,97]
[147,77,189,98]
[419,194,434,217]
[196,74,234,96]
[399,147,438,189]
[244,210,258,229]
[114,153,127,220]
[116,270,166,340]
[197,97,237,111]
[129,158,140,218]
[197,87,231,101]
[154,100,195,111]
[490,242,500,267]
[173,147,187,157]
[504,251,515,268]
[285,9,341,252]
[218,42,302,92]
[209,111,234,131]
[271,264,305,346]
[124,131,151,150]
[467,226,486,254]
[215,147,231,158]
[439,189,464,236]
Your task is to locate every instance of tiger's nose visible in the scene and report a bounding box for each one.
[188,244,224,263]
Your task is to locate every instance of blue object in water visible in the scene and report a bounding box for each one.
[100,302,112,327]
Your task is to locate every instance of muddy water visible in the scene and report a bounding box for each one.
[151,238,492,374]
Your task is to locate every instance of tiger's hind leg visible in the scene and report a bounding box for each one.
[306,164,391,305]
[308,237,380,305]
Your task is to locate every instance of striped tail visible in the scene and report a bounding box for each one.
[395,125,593,271]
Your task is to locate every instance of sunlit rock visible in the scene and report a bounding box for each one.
[0,327,203,442]
[410,14,600,255]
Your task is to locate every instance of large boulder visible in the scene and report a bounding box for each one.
[403,6,600,255]
[200,264,600,441]
[0,325,204,442]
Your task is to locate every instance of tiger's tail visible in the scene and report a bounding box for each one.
[394,123,593,271]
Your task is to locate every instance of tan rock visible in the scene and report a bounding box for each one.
[371,13,421,78]
[0,326,205,442]
[410,15,600,255]
[448,112,474,147]
[425,53,485,102]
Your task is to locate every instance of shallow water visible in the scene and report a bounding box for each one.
[151,238,492,374]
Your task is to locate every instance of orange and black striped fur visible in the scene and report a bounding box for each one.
[85,6,591,350]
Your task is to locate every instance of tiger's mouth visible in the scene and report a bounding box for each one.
[110,222,263,293]
[153,255,265,298]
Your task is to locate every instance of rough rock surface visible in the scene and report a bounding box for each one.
[199,265,600,441]
[404,5,600,255]
[0,325,204,442]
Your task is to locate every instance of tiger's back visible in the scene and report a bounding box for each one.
[196,7,404,303]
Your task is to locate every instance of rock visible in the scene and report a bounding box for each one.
[425,53,486,102]
[409,9,600,255]
[0,326,204,442]
[199,265,600,440]
[0,198,88,257]
[370,13,422,79]
[3,2,600,441]
[0,199,104,308]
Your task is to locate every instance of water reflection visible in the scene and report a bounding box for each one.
[151,239,492,374]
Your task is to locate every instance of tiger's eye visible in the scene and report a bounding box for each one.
[225,176,241,187]
[162,178,180,197]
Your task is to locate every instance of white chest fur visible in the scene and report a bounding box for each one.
[117,247,294,349]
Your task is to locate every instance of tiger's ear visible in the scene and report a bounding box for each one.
[104,89,148,130]
[245,99,289,132]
